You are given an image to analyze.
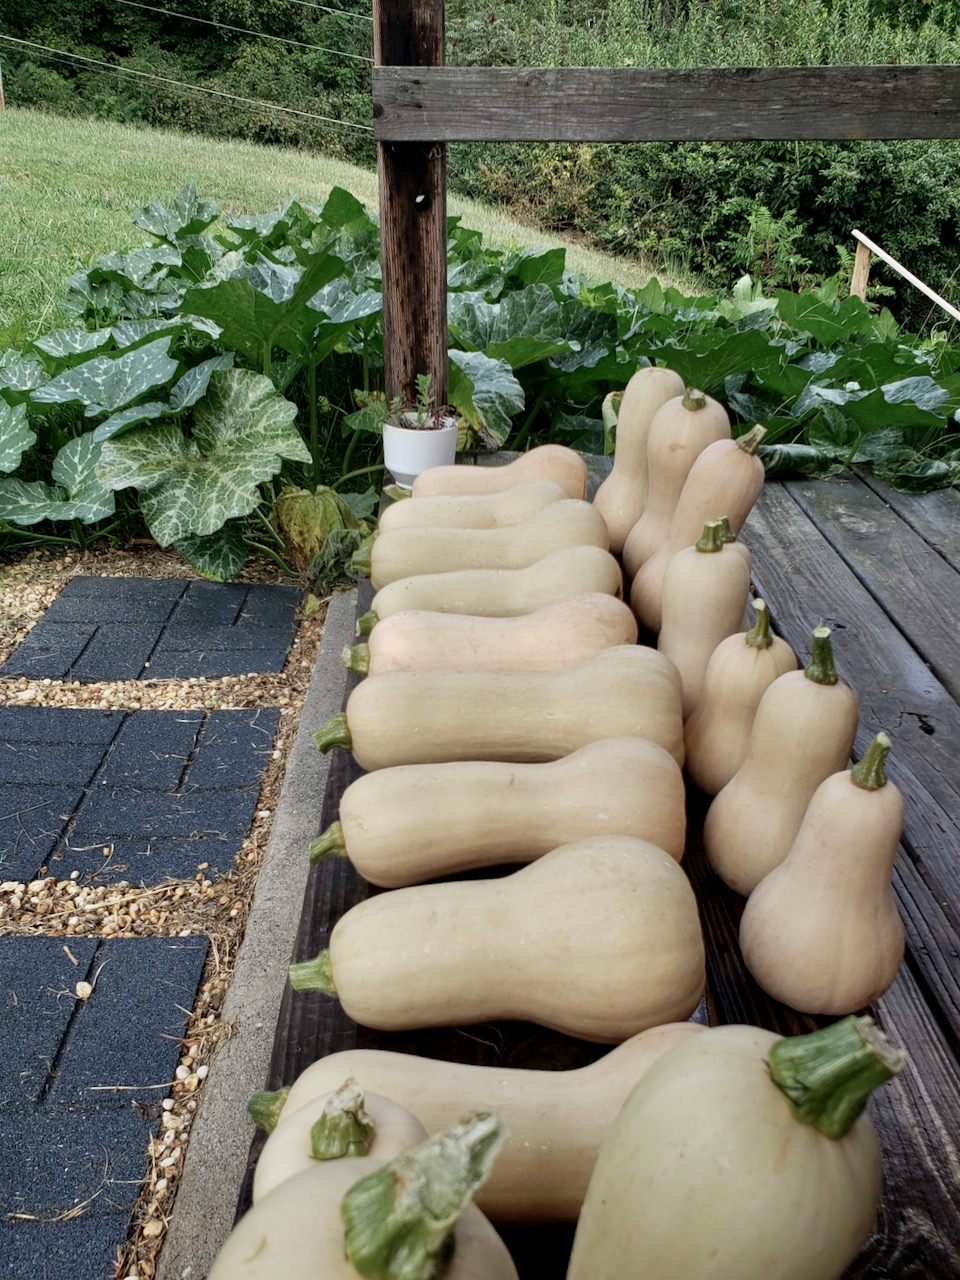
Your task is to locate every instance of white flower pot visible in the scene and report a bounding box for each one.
[382,415,458,490]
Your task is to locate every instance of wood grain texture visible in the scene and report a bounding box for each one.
[373,65,960,142]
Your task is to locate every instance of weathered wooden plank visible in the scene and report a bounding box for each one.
[373,65,960,142]
[855,468,960,566]
[785,472,960,701]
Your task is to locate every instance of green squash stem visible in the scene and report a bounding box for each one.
[343,643,371,675]
[737,423,767,454]
[311,1079,376,1160]
[350,535,375,579]
[247,1086,291,1134]
[682,387,708,412]
[804,623,840,686]
[768,1015,906,1140]
[695,519,725,553]
[357,609,379,636]
[288,949,337,995]
[715,515,737,545]
[309,819,348,865]
[851,731,892,791]
[745,598,774,650]
[341,1111,508,1280]
[313,711,352,754]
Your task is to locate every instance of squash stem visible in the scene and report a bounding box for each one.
[715,515,736,545]
[309,819,348,865]
[341,1111,508,1280]
[737,423,767,455]
[350,533,375,579]
[247,1086,291,1134]
[681,387,708,412]
[851,731,892,791]
[804,624,840,686]
[288,949,337,995]
[311,1079,376,1160]
[313,712,352,754]
[357,609,379,637]
[768,1015,906,1140]
[695,519,725,553]
[745,598,774,650]
[343,642,371,676]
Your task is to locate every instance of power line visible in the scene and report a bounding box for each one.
[273,0,373,21]
[0,34,374,132]
[113,0,373,61]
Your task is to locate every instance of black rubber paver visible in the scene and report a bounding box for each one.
[0,936,209,1278]
[0,706,280,883]
[0,576,302,682]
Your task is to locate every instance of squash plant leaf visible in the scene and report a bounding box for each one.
[93,401,171,443]
[0,433,115,525]
[0,401,37,474]
[0,354,47,404]
[174,522,248,582]
[33,327,115,363]
[131,181,220,243]
[97,369,309,545]
[448,350,526,448]
[30,337,180,415]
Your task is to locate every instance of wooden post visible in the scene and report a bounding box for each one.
[0,59,5,111]
[374,0,447,409]
[850,236,872,301]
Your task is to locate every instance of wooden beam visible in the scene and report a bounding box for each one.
[374,1,447,410]
[373,64,960,142]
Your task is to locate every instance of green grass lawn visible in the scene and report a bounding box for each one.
[0,107,691,346]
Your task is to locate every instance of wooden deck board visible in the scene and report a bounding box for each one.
[243,460,960,1278]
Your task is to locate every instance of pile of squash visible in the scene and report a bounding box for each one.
[209,369,908,1280]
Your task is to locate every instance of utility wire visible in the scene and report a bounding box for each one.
[272,0,372,21]
[113,0,373,61]
[0,34,375,132]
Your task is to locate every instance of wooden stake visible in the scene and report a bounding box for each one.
[850,238,871,301]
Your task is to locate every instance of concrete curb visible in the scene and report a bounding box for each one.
[155,587,357,1280]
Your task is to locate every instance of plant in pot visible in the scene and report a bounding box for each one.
[367,373,460,491]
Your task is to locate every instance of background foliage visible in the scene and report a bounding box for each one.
[3,0,960,330]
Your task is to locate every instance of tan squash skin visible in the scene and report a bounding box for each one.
[356,593,639,676]
[377,476,569,532]
[656,530,753,718]
[739,739,905,1015]
[621,387,732,581]
[683,602,799,796]
[209,1157,519,1280]
[323,836,706,1044]
[326,736,686,887]
[703,630,859,896]
[592,365,686,552]
[369,543,624,620]
[253,1088,429,1203]
[331,645,685,769]
[629,428,765,631]
[369,498,610,589]
[412,442,587,500]
[277,1022,706,1223]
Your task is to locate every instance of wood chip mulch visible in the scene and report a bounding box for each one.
[0,543,328,1280]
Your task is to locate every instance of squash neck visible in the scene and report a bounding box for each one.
[767,1015,905,1139]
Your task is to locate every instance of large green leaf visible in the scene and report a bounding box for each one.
[0,355,47,404]
[33,327,114,363]
[175,524,248,581]
[0,401,36,473]
[96,369,309,545]
[0,434,115,525]
[131,181,220,243]
[30,337,179,414]
[448,351,526,448]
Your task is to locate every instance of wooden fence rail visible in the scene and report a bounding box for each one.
[372,0,960,413]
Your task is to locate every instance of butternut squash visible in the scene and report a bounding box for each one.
[683,598,799,795]
[367,498,609,589]
[656,520,753,717]
[343,593,638,677]
[412,443,587,500]
[628,425,765,631]
[313,645,685,770]
[310,735,687,886]
[272,1022,706,1223]
[209,1113,517,1280]
[377,476,569,532]
[739,731,905,1014]
[566,1017,904,1280]
[703,625,859,895]
[289,835,706,1045]
[592,364,686,552]
[367,543,624,622]
[621,387,732,580]
[252,1080,428,1203]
